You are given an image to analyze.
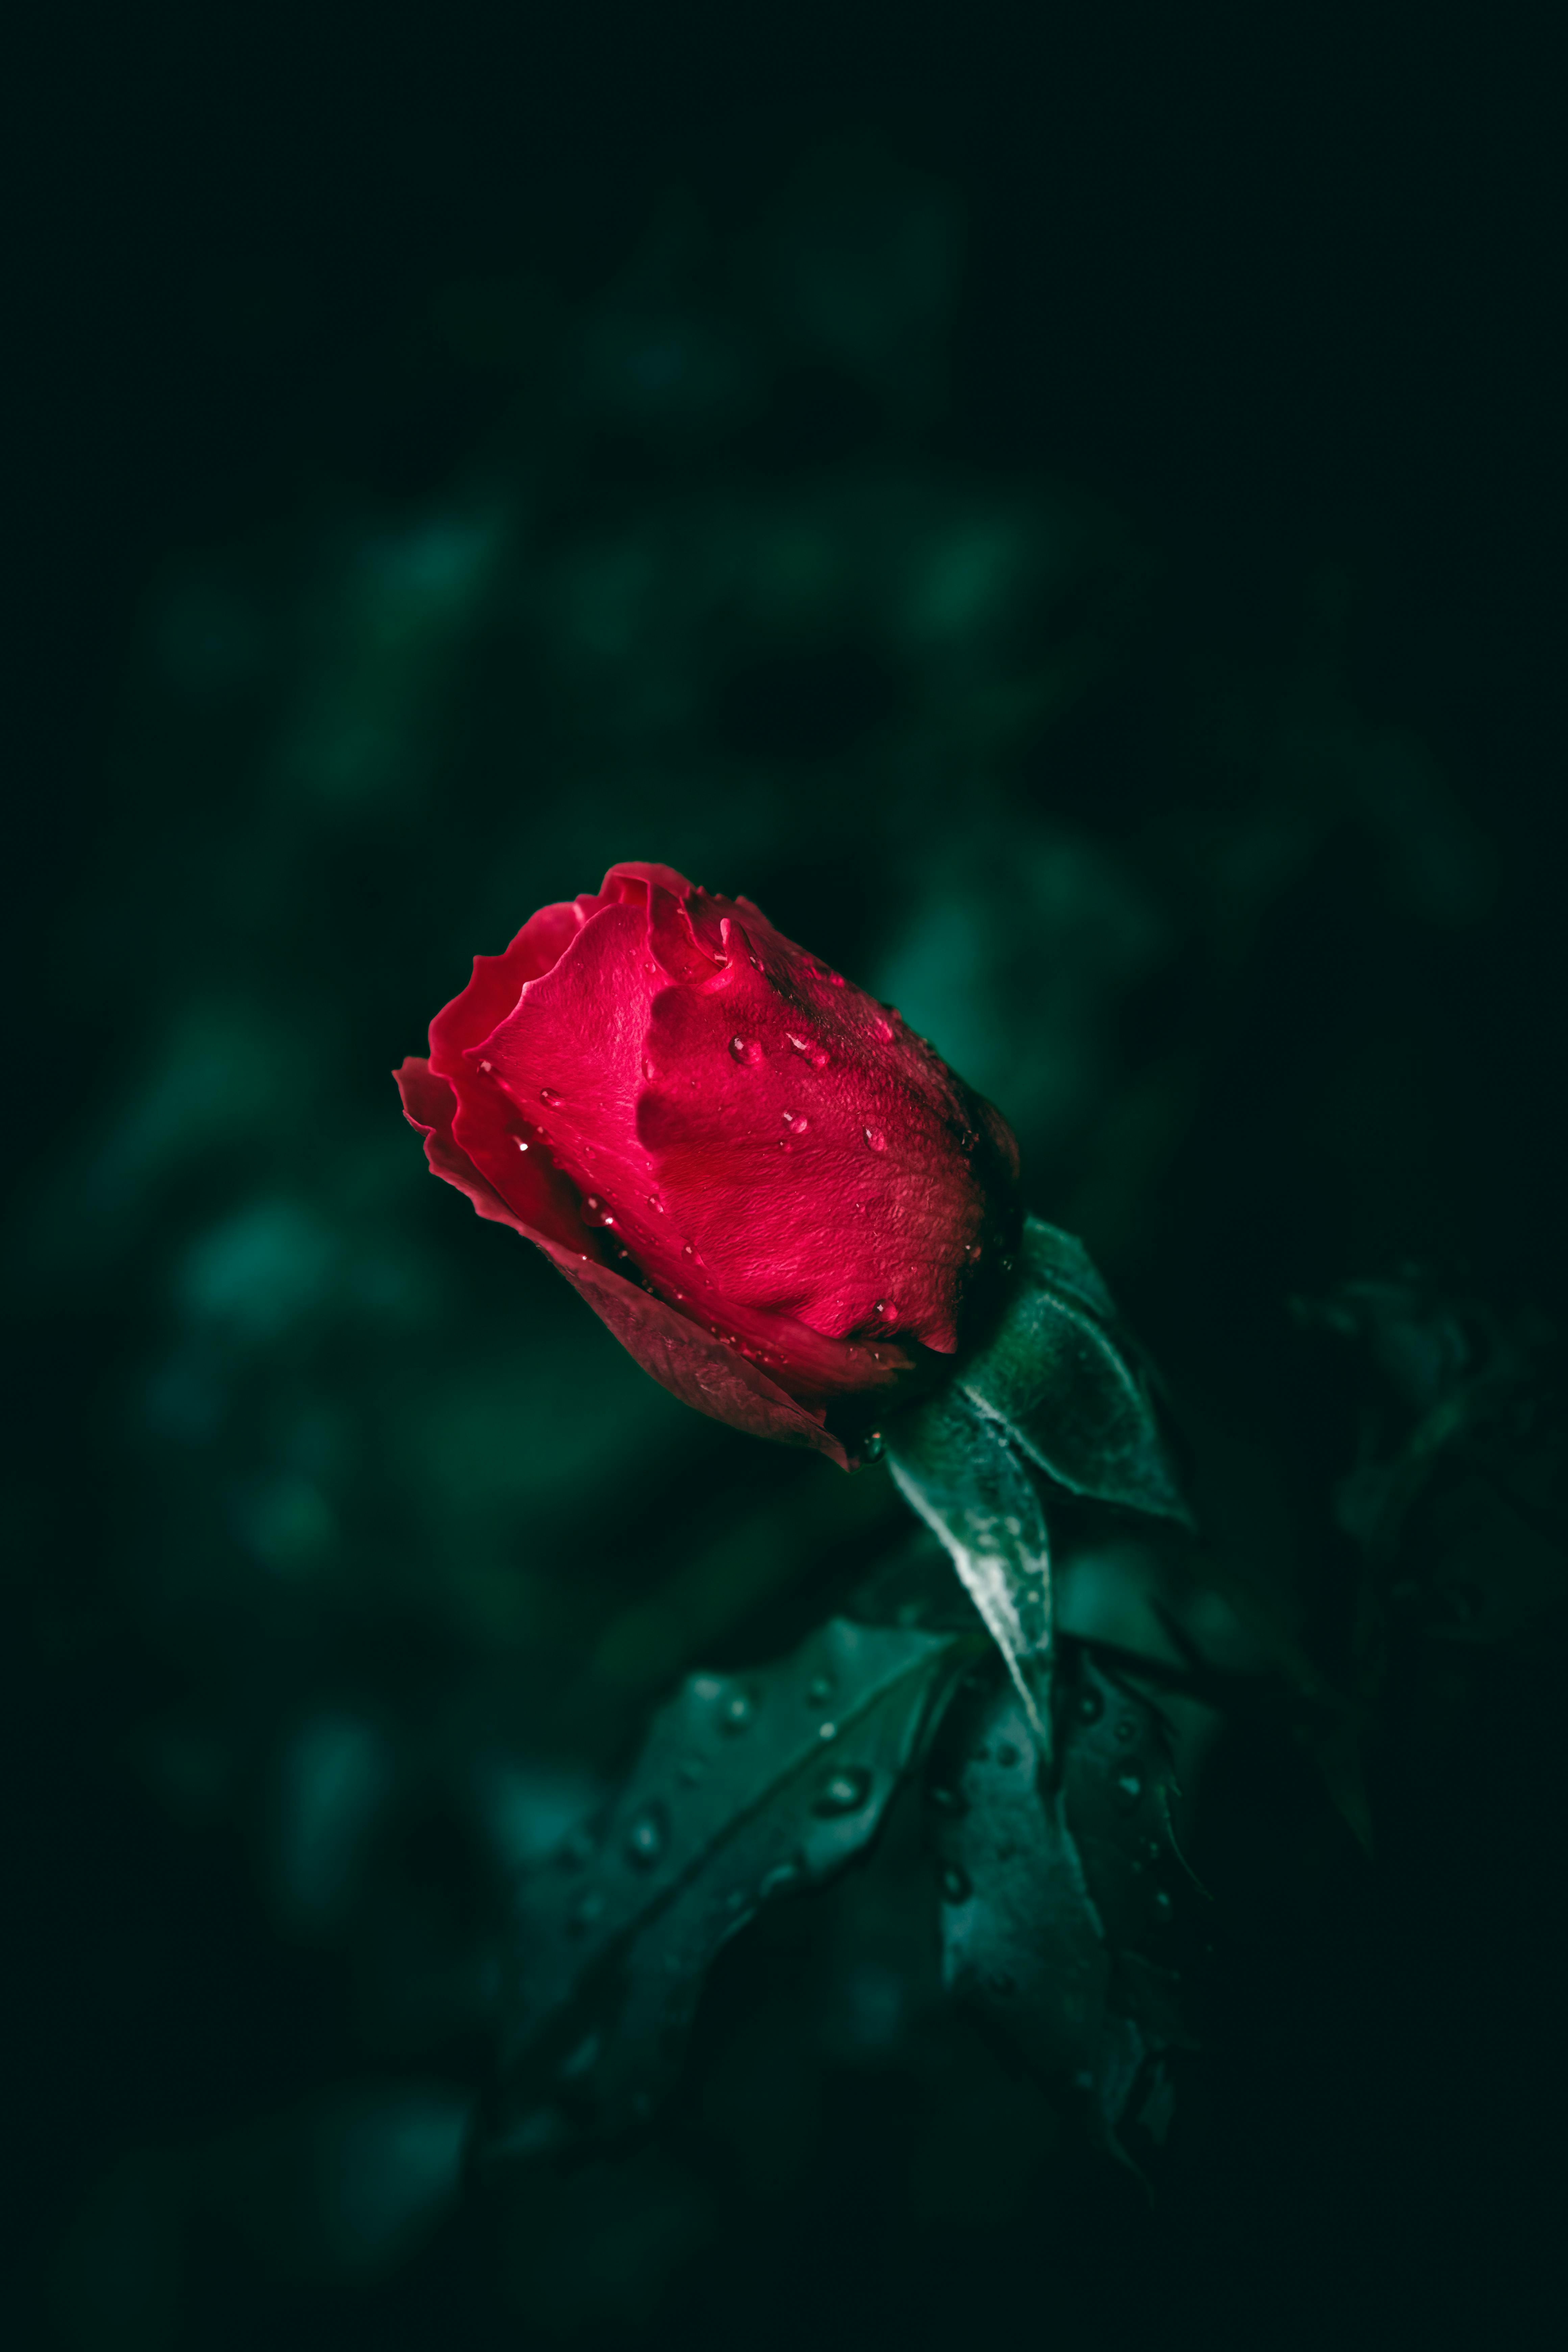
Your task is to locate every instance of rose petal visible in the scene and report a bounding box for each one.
[393,1059,847,1466]
[551,1254,851,1466]
[635,931,1005,1353]
[396,1056,589,1256]
[466,900,657,1199]
[428,897,595,1078]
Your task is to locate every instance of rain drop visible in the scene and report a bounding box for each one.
[516,1138,529,1152]
[1113,1718,1137,1744]
[1152,1887,1173,1915]
[479,1058,493,1073]
[940,1866,971,1903]
[806,1676,833,1704]
[719,1689,756,1734]
[1075,1686,1104,1724]
[1113,1770,1144,1812]
[817,1721,838,1743]
[812,1766,873,1816]
[682,1242,696,1260]
[582,1196,614,1226]
[729,1036,762,1066]
[540,1088,562,1106]
[864,1127,886,1152]
[829,972,846,987]
[861,1431,885,1462]
[624,1805,668,1868]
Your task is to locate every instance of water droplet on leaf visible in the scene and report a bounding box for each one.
[720,1690,756,1734]
[806,1676,833,1704]
[940,1866,971,1902]
[812,1766,873,1816]
[624,1805,668,1868]
[1114,1770,1144,1811]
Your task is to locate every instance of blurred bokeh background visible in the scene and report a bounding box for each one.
[10,5,1565,2347]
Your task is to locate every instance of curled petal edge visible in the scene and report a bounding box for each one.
[394,1058,851,1468]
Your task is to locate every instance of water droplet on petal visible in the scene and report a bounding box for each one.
[872,1018,893,1043]
[940,1866,971,1903]
[540,1088,562,1106]
[864,1126,886,1152]
[479,1058,493,1073]
[729,1035,762,1065]
[812,1766,873,1816]
[829,972,846,987]
[516,1138,529,1152]
[624,1805,668,1868]
[582,1196,614,1227]
[682,1242,695,1260]
[1114,1770,1144,1812]
[646,1194,665,1212]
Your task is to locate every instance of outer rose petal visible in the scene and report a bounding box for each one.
[394,1060,850,1466]
[635,907,1014,1352]
[550,1258,852,1467]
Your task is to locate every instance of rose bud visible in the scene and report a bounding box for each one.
[395,862,1020,1468]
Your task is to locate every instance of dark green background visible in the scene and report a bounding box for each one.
[10,6,1565,2346]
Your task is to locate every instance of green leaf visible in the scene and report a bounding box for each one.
[960,1216,1192,1529]
[885,1389,1054,1753]
[926,1643,1205,2166]
[477,1616,969,2167]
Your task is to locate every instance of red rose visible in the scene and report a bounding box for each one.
[395,862,1020,1467]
